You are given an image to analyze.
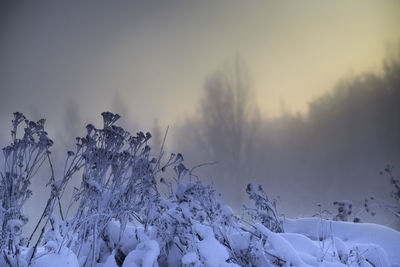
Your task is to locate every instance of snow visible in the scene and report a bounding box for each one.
[280,233,320,257]
[3,196,399,267]
[31,247,79,267]
[122,240,160,267]
[255,223,305,266]
[182,252,199,265]
[10,216,398,267]
[2,203,399,267]
[193,222,230,266]
[283,218,400,266]
[229,231,251,251]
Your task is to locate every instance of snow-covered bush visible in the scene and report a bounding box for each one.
[57,112,165,266]
[145,160,239,265]
[1,112,53,265]
[243,184,283,233]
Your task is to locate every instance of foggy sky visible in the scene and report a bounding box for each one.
[1,0,399,134]
[1,1,400,228]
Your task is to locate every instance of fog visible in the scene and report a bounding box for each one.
[0,1,399,230]
[173,52,400,227]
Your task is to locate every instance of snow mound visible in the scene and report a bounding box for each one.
[284,218,400,267]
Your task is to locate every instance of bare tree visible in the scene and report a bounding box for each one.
[199,56,257,167]
[175,56,259,205]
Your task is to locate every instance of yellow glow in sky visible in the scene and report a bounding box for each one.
[1,0,399,126]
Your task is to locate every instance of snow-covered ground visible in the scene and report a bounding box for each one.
[17,218,399,267]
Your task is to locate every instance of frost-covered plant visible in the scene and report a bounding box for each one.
[56,112,158,266]
[243,183,283,233]
[28,143,85,264]
[155,176,284,267]
[150,163,239,265]
[50,112,188,267]
[0,112,53,264]
[333,200,353,222]
[363,165,400,222]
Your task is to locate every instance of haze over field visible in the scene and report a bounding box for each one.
[1,0,400,227]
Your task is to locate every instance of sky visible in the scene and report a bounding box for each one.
[1,0,399,133]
